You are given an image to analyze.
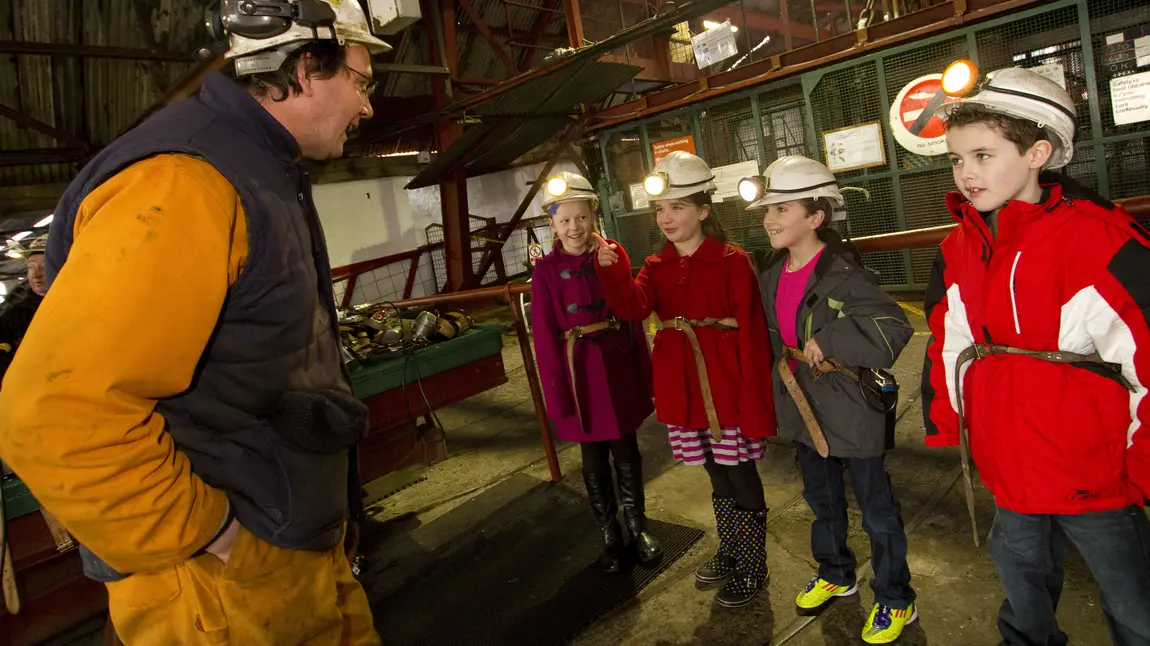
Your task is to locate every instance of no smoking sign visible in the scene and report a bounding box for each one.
[889,73,961,156]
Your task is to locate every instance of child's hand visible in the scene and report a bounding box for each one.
[591,233,619,267]
[802,338,825,367]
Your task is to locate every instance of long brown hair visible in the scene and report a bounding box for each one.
[680,192,729,244]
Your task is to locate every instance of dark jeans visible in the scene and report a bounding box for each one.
[988,505,1150,646]
[795,442,915,608]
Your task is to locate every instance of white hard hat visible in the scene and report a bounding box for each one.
[739,155,843,210]
[643,151,717,201]
[542,171,598,212]
[937,66,1076,169]
[211,0,392,77]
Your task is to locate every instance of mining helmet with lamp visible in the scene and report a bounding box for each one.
[204,0,393,76]
[642,151,717,201]
[26,234,48,255]
[541,171,599,213]
[936,61,1077,169]
[738,156,845,210]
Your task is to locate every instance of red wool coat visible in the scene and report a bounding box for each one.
[596,236,778,439]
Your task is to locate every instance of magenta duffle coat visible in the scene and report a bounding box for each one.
[530,246,654,442]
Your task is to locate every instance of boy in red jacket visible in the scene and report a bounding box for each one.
[922,64,1150,645]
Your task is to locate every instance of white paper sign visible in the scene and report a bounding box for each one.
[629,182,650,211]
[1111,71,1150,126]
[691,21,738,69]
[1030,61,1067,89]
[711,160,761,203]
[1136,35,1150,67]
[823,122,886,172]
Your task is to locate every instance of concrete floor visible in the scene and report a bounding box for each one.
[364,304,1119,646]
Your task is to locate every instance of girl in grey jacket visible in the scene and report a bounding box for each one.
[741,156,917,644]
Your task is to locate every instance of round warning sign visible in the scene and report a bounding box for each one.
[889,74,961,156]
[528,244,544,266]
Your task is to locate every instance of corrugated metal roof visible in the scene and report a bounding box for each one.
[0,0,203,188]
[405,58,641,188]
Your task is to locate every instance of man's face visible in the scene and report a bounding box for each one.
[26,254,46,296]
[299,45,375,160]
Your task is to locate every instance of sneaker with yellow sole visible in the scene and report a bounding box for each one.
[794,576,858,615]
[861,602,917,644]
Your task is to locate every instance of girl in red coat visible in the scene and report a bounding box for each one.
[592,151,777,608]
[531,172,662,573]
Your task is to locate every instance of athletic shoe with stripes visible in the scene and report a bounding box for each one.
[794,576,858,615]
[862,602,918,644]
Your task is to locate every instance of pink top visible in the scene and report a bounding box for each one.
[776,248,823,368]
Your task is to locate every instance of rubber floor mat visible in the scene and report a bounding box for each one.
[366,477,703,646]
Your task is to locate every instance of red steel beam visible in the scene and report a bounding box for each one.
[0,103,88,149]
[458,0,521,76]
[590,0,1046,130]
[0,40,192,61]
[563,0,586,49]
[852,195,1150,254]
[0,147,86,167]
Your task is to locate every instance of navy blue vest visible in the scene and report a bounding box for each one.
[47,72,366,576]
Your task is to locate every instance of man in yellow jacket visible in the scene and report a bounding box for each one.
[0,2,391,644]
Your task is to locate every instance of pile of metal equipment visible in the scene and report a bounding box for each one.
[337,301,474,365]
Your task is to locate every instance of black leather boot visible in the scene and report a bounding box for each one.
[615,461,663,563]
[583,470,625,573]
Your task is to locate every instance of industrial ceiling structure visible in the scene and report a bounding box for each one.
[0,0,952,281]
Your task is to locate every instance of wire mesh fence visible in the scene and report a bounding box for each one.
[595,0,1150,289]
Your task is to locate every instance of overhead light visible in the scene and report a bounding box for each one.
[35,214,53,227]
[703,20,737,32]
[11,232,31,242]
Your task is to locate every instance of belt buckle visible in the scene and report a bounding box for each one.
[973,345,991,360]
[671,316,689,330]
[571,326,586,339]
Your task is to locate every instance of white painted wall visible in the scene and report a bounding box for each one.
[314,160,581,268]
[314,160,580,306]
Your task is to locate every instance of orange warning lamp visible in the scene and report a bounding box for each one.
[942,59,979,96]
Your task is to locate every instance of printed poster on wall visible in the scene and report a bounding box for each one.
[1029,61,1067,90]
[822,122,886,173]
[651,136,696,163]
[691,21,738,69]
[1110,70,1150,125]
[629,182,650,211]
[711,160,761,203]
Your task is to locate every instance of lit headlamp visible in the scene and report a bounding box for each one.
[942,59,979,97]
[738,176,766,203]
[642,171,715,198]
[643,172,669,197]
[546,176,569,197]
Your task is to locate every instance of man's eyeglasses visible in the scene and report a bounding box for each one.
[345,65,378,98]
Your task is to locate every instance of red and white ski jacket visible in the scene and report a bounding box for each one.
[922,177,1150,515]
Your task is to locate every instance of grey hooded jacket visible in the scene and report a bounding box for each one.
[758,232,913,458]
